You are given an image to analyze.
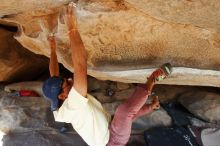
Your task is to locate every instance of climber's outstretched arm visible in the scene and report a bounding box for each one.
[65,3,87,97]
[48,34,59,77]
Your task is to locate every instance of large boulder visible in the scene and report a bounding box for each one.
[4,81,44,96]
[0,91,49,133]
[0,28,48,82]
[0,84,169,146]
[179,91,220,124]
[0,0,220,86]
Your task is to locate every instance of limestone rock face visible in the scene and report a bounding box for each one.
[0,0,220,86]
[0,28,48,82]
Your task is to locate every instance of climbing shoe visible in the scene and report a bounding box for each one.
[150,63,173,82]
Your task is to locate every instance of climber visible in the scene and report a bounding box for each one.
[42,2,173,146]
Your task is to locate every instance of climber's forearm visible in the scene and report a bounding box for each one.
[69,30,87,97]
[48,36,59,77]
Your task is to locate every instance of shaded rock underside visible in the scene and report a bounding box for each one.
[0,0,220,86]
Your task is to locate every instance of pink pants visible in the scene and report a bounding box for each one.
[107,84,153,146]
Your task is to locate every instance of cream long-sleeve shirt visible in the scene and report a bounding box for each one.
[53,87,111,146]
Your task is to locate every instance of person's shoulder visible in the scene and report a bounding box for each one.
[68,87,83,97]
[62,86,89,110]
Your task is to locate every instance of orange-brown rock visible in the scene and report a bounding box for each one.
[0,28,48,82]
[0,0,220,86]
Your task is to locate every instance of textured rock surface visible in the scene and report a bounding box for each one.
[179,91,220,124]
[2,80,220,145]
[1,82,170,146]
[0,0,220,86]
[3,131,88,146]
[0,89,90,146]
[0,28,48,82]
[0,91,49,133]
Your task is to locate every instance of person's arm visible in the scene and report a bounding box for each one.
[65,3,87,97]
[48,34,60,77]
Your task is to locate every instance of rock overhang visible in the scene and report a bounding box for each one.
[0,0,220,86]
